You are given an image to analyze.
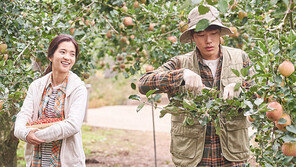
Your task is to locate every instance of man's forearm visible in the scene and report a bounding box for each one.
[138,69,185,95]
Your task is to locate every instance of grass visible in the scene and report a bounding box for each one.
[85,70,138,108]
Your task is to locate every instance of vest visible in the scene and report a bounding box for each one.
[170,46,250,167]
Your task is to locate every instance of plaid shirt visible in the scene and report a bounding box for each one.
[138,47,254,166]
[31,75,68,167]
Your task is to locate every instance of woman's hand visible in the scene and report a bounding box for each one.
[26,129,45,145]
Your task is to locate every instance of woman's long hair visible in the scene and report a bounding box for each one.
[43,34,79,75]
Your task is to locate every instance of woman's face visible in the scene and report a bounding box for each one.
[49,41,76,75]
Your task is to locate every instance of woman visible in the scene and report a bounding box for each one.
[14,34,87,167]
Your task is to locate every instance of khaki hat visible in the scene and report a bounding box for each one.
[180,5,233,43]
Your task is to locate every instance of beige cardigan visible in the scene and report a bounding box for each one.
[14,71,87,167]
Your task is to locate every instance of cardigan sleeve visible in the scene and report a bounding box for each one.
[14,82,36,142]
[34,85,87,142]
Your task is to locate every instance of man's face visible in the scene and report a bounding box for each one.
[192,28,221,59]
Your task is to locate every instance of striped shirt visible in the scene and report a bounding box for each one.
[138,47,254,166]
[41,86,59,166]
[32,75,68,167]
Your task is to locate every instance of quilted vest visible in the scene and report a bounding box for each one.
[170,46,250,167]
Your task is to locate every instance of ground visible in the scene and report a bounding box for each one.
[83,126,174,167]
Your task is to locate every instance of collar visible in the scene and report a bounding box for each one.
[46,74,68,93]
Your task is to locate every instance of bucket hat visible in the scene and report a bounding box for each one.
[180,5,233,43]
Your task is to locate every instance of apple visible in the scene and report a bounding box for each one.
[70,27,75,35]
[140,0,146,3]
[134,1,140,8]
[148,23,156,31]
[238,11,247,20]
[229,27,239,38]
[247,115,255,122]
[179,21,189,32]
[121,5,128,12]
[85,20,91,26]
[282,142,296,157]
[0,43,7,53]
[4,54,8,61]
[120,37,128,44]
[167,36,178,43]
[117,55,124,61]
[0,100,4,110]
[119,23,125,29]
[123,17,134,27]
[266,102,283,121]
[83,73,90,79]
[130,35,135,39]
[145,65,154,72]
[275,113,291,131]
[120,64,125,69]
[106,30,112,38]
[161,25,166,33]
[278,60,295,77]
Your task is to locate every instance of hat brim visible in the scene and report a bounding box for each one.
[179,24,233,43]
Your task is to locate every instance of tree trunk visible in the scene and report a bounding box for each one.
[0,128,19,167]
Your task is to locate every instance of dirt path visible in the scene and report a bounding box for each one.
[84,127,174,167]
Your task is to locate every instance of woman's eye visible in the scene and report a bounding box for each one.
[60,51,65,54]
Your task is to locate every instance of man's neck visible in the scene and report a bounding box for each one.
[201,54,219,60]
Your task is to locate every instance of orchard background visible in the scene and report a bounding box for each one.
[0,0,296,166]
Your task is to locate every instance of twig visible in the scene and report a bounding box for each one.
[15,42,31,63]
[101,15,119,34]
[158,27,179,37]
[267,2,291,32]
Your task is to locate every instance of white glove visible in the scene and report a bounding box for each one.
[183,69,204,93]
[223,83,241,100]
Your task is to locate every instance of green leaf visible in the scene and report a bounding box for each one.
[286,125,296,134]
[128,95,141,101]
[183,98,197,110]
[218,0,228,13]
[234,83,241,91]
[160,109,168,118]
[131,83,136,90]
[153,94,162,102]
[254,98,264,106]
[185,116,194,126]
[282,134,296,142]
[231,69,240,77]
[198,5,209,15]
[244,100,253,109]
[136,103,145,112]
[277,118,287,124]
[205,0,218,5]
[195,19,210,32]
[146,89,158,98]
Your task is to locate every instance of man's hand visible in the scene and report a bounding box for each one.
[223,83,241,100]
[26,129,45,145]
[183,69,204,93]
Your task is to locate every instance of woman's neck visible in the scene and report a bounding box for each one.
[51,71,68,87]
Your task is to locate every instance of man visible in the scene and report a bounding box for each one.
[138,5,253,167]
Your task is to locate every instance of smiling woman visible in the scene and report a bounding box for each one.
[14,35,87,167]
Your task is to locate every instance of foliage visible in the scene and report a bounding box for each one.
[1,0,296,166]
